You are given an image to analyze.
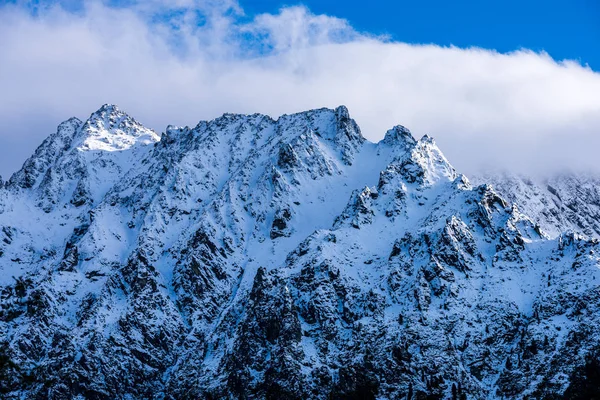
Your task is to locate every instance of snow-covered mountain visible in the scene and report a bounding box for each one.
[1,105,599,399]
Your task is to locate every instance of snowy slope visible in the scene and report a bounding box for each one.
[0,105,599,399]
[472,172,600,240]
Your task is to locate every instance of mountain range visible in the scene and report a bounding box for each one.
[1,105,599,399]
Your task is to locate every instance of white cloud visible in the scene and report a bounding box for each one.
[0,0,599,178]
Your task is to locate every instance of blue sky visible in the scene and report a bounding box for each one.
[0,0,599,177]
[242,0,600,70]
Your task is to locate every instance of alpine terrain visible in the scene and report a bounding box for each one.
[1,104,599,399]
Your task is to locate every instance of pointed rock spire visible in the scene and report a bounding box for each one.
[382,125,417,148]
[333,105,365,165]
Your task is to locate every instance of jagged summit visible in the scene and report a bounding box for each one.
[82,103,118,119]
[275,104,350,121]
[5,104,161,210]
[382,124,416,147]
[74,104,160,152]
[1,105,599,399]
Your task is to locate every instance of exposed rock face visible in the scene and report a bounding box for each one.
[1,105,600,399]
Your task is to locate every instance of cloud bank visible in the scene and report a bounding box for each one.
[1,0,599,178]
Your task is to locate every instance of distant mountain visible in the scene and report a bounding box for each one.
[473,172,600,240]
[1,105,599,399]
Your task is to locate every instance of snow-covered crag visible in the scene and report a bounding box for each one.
[1,105,599,399]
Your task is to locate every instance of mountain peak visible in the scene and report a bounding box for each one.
[382,125,417,147]
[76,104,159,151]
[419,134,435,144]
[95,103,121,114]
[335,104,350,118]
[394,132,456,186]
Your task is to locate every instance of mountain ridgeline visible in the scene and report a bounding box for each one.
[1,105,599,399]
